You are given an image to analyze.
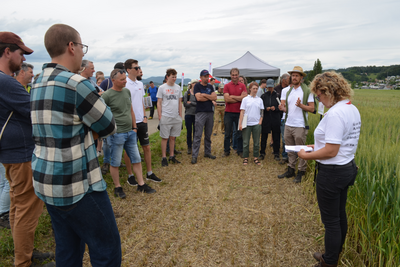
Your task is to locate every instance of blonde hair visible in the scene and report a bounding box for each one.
[310,71,353,104]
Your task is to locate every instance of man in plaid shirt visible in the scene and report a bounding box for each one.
[30,24,121,267]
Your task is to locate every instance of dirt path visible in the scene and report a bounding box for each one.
[98,133,323,266]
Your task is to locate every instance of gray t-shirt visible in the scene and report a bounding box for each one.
[157,83,182,123]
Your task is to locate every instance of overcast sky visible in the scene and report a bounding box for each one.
[2,0,399,80]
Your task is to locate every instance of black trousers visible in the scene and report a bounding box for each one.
[260,125,280,155]
[316,160,357,265]
[150,101,157,118]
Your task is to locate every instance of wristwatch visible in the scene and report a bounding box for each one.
[144,116,147,119]
[133,127,138,130]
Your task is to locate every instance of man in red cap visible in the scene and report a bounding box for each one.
[0,32,54,267]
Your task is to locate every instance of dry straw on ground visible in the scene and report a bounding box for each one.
[84,134,324,266]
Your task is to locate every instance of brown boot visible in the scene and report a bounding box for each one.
[313,254,337,267]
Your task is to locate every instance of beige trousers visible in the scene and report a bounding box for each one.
[284,125,308,172]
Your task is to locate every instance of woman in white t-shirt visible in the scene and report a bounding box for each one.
[239,82,264,166]
[298,71,361,267]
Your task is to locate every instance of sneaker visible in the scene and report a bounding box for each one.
[204,154,216,159]
[191,157,197,164]
[274,154,280,161]
[169,156,181,164]
[101,163,109,175]
[161,157,168,167]
[149,116,153,119]
[127,175,138,186]
[114,187,126,199]
[97,151,101,157]
[187,147,192,154]
[0,212,10,229]
[147,173,162,182]
[137,183,156,194]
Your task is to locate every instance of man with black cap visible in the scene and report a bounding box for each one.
[278,66,314,183]
[0,31,54,267]
[191,70,217,164]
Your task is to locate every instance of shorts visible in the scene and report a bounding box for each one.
[136,122,149,146]
[160,122,182,139]
[109,131,141,167]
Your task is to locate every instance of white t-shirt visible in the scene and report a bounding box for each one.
[281,85,314,128]
[314,99,361,165]
[157,83,182,119]
[126,77,145,123]
[281,86,290,120]
[240,95,264,126]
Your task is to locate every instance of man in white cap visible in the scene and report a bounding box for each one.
[278,66,315,183]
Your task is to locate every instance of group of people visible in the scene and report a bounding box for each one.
[0,23,361,267]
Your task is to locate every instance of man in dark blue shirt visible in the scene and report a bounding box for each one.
[191,70,217,164]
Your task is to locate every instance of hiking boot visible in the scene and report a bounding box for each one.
[279,157,288,165]
[101,163,109,175]
[294,171,305,183]
[169,156,181,164]
[274,154,280,161]
[32,250,55,261]
[313,252,323,262]
[161,157,168,167]
[187,147,192,154]
[137,183,156,194]
[0,212,10,229]
[204,154,216,159]
[191,157,197,164]
[174,149,182,154]
[277,166,295,179]
[114,187,126,199]
[147,173,162,182]
[259,154,265,160]
[127,175,138,186]
[222,151,230,157]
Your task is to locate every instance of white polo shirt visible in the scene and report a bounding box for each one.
[240,95,264,126]
[281,86,290,120]
[315,100,361,165]
[126,77,145,123]
[281,85,313,128]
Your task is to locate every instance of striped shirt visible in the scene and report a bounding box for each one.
[30,63,117,206]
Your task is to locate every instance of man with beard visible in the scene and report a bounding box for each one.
[278,66,314,183]
[0,31,55,267]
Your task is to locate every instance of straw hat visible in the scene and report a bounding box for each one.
[288,66,306,77]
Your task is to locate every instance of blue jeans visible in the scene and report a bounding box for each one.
[46,190,121,267]
[280,120,288,158]
[224,112,242,153]
[0,163,10,214]
[102,137,111,164]
[185,115,195,148]
[109,131,141,167]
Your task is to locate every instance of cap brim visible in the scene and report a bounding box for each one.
[19,44,33,55]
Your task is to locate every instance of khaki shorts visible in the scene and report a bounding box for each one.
[160,122,182,139]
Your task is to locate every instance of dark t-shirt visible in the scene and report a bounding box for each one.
[194,83,214,113]
[100,78,113,91]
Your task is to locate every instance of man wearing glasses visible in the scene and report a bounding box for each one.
[31,24,122,266]
[123,59,161,185]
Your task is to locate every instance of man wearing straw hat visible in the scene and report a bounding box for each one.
[0,31,55,267]
[278,66,314,183]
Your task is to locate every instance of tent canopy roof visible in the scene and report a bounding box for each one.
[212,51,280,79]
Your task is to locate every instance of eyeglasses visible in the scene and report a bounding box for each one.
[67,41,88,54]
[111,69,126,79]
[316,93,322,101]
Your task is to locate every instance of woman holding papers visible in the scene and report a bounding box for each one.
[298,71,361,267]
[239,82,264,166]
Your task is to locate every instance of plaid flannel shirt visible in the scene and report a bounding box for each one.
[30,63,117,206]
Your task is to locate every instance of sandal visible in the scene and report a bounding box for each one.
[254,158,261,166]
[243,158,248,166]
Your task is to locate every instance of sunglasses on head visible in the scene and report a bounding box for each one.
[112,69,126,79]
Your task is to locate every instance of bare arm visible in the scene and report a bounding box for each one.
[259,108,263,125]
[179,97,182,118]
[278,100,286,112]
[142,101,147,123]
[157,98,162,120]
[298,143,340,160]
[131,106,137,131]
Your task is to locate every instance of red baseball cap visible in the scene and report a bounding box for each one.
[0,32,33,55]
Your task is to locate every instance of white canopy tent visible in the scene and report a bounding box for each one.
[212,51,280,79]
